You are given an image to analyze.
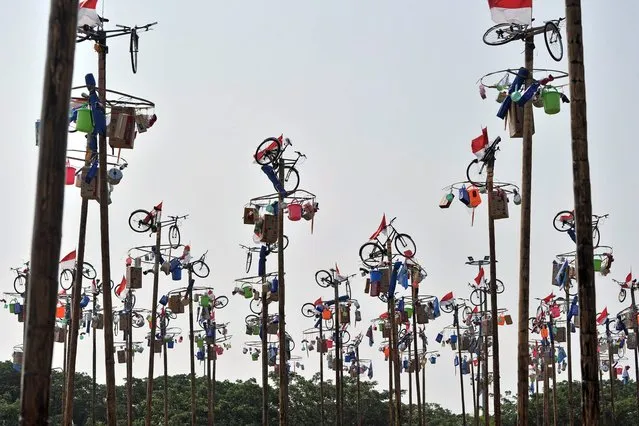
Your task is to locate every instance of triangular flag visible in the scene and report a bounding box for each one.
[474,267,485,285]
[369,214,387,241]
[59,250,77,271]
[596,307,608,325]
[471,128,489,160]
[441,292,454,304]
[114,276,127,299]
[78,0,100,28]
[625,271,633,284]
[542,292,555,304]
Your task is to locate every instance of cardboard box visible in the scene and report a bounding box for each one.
[507,102,535,138]
[127,266,143,289]
[261,214,278,244]
[490,190,509,220]
[108,107,137,149]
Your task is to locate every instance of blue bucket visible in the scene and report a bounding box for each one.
[167,340,174,349]
[172,267,182,281]
[169,258,181,272]
[449,334,458,344]
[80,295,90,308]
[159,295,168,306]
[370,270,382,282]
[435,332,443,343]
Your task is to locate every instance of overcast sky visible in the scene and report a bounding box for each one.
[1,0,637,415]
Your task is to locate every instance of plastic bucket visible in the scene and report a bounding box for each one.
[593,258,602,272]
[287,203,302,221]
[65,164,76,185]
[542,87,561,115]
[107,168,123,185]
[370,270,382,282]
[172,267,182,281]
[159,295,168,305]
[243,286,253,299]
[429,356,437,364]
[322,309,332,320]
[76,108,94,133]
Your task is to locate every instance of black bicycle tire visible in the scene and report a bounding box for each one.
[440,302,454,313]
[215,295,229,309]
[378,293,388,304]
[592,227,601,248]
[535,304,544,319]
[282,166,300,194]
[470,289,484,307]
[544,21,563,62]
[495,279,505,294]
[359,242,385,268]
[13,274,26,295]
[132,312,145,328]
[249,298,262,314]
[245,252,252,274]
[394,233,417,258]
[301,303,316,318]
[270,235,289,254]
[324,317,334,330]
[129,209,152,233]
[466,159,487,187]
[315,270,332,288]
[82,262,97,280]
[130,293,137,309]
[619,289,627,304]
[483,23,521,46]
[341,330,351,344]
[130,31,138,74]
[191,260,210,278]
[462,306,472,320]
[553,210,573,232]
[255,138,281,166]
[59,269,75,291]
[567,278,578,297]
[168,225,181,249]
[245,314,260,326]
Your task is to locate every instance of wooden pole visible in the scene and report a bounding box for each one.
[422,354,426,425]
[62,305,68,419]
[565,1,600,424]
[631,285,639,415]
[388,240,401,425]
[334,271,343,426]
[145,224,163,426]
[207,346,212,426]
[20,1,78,423]
[163,326,169,426]
[455,305,467,426]
[319,318,325,426]
[262,277,269,426]
[388,322,394,425]
[212,349,217,425]
[550,329,558,426]
[92,292,97,426]
[188,271,196,426]
[408,344,413,426]
[482,296,489,426]
[543,353,550,426]
[96,32,118,425]
[486,151,501,426]
[475,340,481,423]
[470,355,478,426]
[606,320,615,421]
[565,292,575,426]
[411,294,422,426]
[277,158,288,425]
[127,293,133,426]
[516,34,534,426]
[356,345,361,426]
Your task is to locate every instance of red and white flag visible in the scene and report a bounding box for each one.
[78,0,100,28]
[369,214,388,240]
[335,263,345,281]
[471,128,489,160]
[542,292,554,304]
[625,271,633,284]
[474,266,485,285]
[59,250,77,271]
[596,307,608,325]
[440,291,454,304]
[488,0,532,26]
[114,276,128,299]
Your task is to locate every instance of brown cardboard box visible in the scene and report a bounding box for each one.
[94,313,104,329]
[243,207,257,225]
[79,170,99,200]
[55,326,67,343]
[261,214,278,244]
[127,266,143,289]
[490,190,509,220]
[108,106,137,149]
[507,102,535,138]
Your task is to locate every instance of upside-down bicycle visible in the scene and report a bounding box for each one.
[359,217,417,267]
[253,136,305,193]
[483,17,565,62]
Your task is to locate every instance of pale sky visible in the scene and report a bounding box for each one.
[1,0,638,415]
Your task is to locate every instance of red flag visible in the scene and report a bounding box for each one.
[542,292,554,304]
[474,267,485,285]
[440,292,454,303]
[488,0,532,25]
[626,272,633,284]
[114,276,127,298]
[314,297,322,306]
[369,214,387,240]
[596,307,608,325]
[59,250,77,270]
[471,128,489,159]
[78,0,100,28]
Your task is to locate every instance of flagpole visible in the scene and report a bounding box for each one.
[565,289,575,426]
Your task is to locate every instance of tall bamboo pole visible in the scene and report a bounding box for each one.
[486,146,501,426]
[277,158,288,425]
[388,240,401,425]
[408,343,413,426]
[470,355,478,426]
[207,345,212,426]
[550,326,558,426]
[262,277,269,426]
[163,324,169,426]
[319,319,325,426]
[212,349,217,425]
[565,1,599,424]
[20,1,78,423]
[565,292,574,426]
[631,285,639,415]
[482,296,489,426]
[411,293,422,426]
[333,271,343,426]
[455,305,467,426]
[543,352,550,426]
[188,272,196,425]
[92,292,97,426]
[356,344,361,426]
[145,225,163,426]
[127,293,133,426]
[388,320,394,425]
[606,319,615,421]
[516,35,534,425]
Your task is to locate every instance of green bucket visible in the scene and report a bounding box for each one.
[196,338,204,349]
[76,108,94,133]
[593,258,602,272]
[405,307,413,318]
[200,294,211,308]
[243,286,253,299]
[542,86,561,115]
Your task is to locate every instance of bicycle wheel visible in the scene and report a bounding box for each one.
[440,302,454,313]
[324,317,334,330]
[567,278,578,297]
[553,210,574,232]
[359,242,385,268]
[378,293,388,304]
[130,31,138,74]
[82,262,97,280]
[535,304,545,319]
[301,303,316,318]
[13,275,26,295]
[281,166,300,194]
[394,233,417,258]
[592,227,601,248]
[315,270,332,288]
[483,23,521,46]
[59,269,75,291]
[129,209,152,233]
[495,279,505,294]
[254,138,281,165]
[470,289,485,307]
[544,21,563,62]
[245,252,252,274]
[132,312,145,328]
[466,159,488,187]
[619,289,627,304]
[215,295,229,309]
[462,305,472,320]
[270,235,289,253]
[341,330,351,344]
[191,260,210,278]
[168,225,181,249]
[250,298,262,314]
[245,314,260,326]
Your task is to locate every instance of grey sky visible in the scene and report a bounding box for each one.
[1,0,636,414]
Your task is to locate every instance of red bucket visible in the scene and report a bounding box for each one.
[287,203,302,221]
[65,163,76,186]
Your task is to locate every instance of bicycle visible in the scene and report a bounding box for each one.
[483,17,565,62]
[552,210,608,247]
[359,217,417,267]
[239,238,289,273]
[315,270,356,290]
[10,262,29,295]
[164,215,188,249]
[182,250,210,278]
[128,204,186,249]
[59,261,98,291]
[114,22,158,74]
[612,278,635,303]
[466,136,502,187]
[253,136,305,193]
[300,302,335,329]
[467,277,505,307]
